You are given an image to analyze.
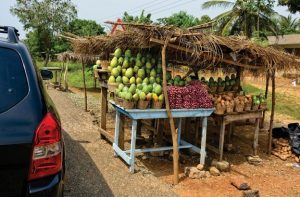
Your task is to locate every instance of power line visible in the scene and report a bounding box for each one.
[151,0,199,16]
[99,0,166,21]
[147,0,185,13]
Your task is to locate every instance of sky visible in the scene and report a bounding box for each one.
[1,0,299,39]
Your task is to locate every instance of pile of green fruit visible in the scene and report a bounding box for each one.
[252,94,266,106]
[200,74,240,92]
[167,74,192,87]
[108,48,164,106]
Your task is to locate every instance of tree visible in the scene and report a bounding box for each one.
[276,15,300,34]
[278,0,300,14]
[122,10,152,24]
[66,19,105,36]
[157,11,203,28]
[202,0,280,38]
[11,0,77,65]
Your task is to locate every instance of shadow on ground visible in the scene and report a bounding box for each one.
[63,130,113,197]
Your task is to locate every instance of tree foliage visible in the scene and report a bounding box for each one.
[122,10,152,24]
[66,19,105,36]
[157,11,199,28]
[278,0,300,14]
[275,15,300,34]
[11,0,77,65]
[202,0,280,38]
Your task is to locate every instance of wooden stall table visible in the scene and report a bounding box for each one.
[209,109,265,161]
[110,101,214,173]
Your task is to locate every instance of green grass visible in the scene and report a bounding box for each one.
[244,84,300,120]
[37,61,96,88]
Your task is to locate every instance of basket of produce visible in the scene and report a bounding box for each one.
[235,104,244,112]
[234,96,245,112]
[151,93,164,109]
[215,102,226,115]
[259,102,267,110]
[138,100,149,109]
[168,80,213,109]
[108,82,118,92]
[252,95,262,110]
[123,100,135,109]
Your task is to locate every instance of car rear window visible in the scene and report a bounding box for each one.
[0,47,28,113]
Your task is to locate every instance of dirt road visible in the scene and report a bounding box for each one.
[47,89,176,197]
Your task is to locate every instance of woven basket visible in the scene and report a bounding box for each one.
[226,105,234,113]
[244,103,252,111]
[225,85,232,91]
[232,85,239,91]
[101,60,109,70]
[259,103,267,110]
[108,83,118,92]
[210,86,217,93]
[235,104,244,112]
[252,104,259,111]
[123,100,135,109]
[115,97,123,106]
[138,100,149,109]
[152,101,163,109]
[217,86,225,93]
[215,106,226,115]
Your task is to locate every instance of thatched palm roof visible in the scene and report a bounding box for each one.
[63,22,299,72]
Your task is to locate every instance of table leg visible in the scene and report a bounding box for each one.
[200,117,207,165]
[195,118,201,145]
[253,118,260,155]
[219,121,226,161]
[129,119,138,173]
[227,123,234,143]
[177,118,182,145]
[55,71,58,84]
[113,111,121,157]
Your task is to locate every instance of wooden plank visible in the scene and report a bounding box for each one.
[150,38,262,70]
[99,128,113,143]
[224,112,263,123]
[268,73,276,154]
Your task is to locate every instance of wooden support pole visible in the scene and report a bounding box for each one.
[261,71,270,128]
[161,37,179,184]
[268,71,275,154]
[81,59,88,112]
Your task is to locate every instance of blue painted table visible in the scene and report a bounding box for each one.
[110,101,214,173]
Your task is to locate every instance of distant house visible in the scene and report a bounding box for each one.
[268,34,300,58]
[268,34,300,82]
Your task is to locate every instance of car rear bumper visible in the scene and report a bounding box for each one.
[27,172,63,197]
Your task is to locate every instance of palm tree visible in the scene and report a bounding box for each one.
[276,15,300,34]
[202,0,281,38]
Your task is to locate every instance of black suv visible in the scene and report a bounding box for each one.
[0,26,64,196]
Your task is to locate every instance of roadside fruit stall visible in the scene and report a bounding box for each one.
[64,22,299,184]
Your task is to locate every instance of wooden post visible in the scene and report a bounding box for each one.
[81,59,88,112]
[268,71,275,154]
[63,61,69,91]
[161,37,179,184]
[261,71,270,128]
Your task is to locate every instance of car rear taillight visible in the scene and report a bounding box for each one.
[28,112,62,181]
